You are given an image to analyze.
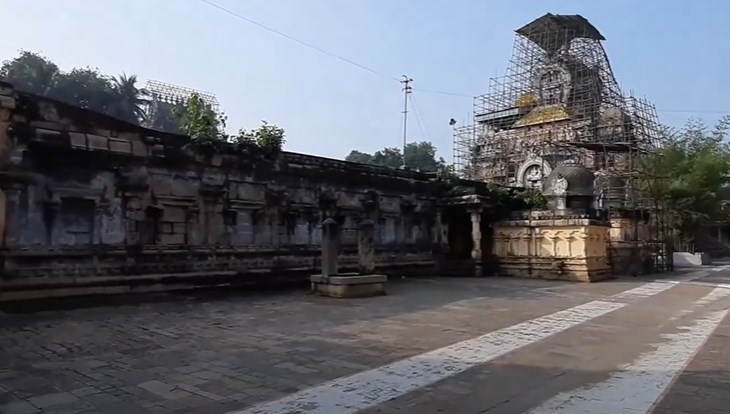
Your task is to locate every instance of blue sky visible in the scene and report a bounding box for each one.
[2,0,729,161]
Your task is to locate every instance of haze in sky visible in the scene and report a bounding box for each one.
[2,0,729,161]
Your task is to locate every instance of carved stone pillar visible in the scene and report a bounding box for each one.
[2,185,22,247]
[470,210,482,276]
[321,218,340,278]
[358,219,376,275]
[434,210,443,246]
[437,210,449,252]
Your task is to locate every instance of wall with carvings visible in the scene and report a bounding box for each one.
[0,83,443,301]
[492,214,612,282]
[473,121,597,187]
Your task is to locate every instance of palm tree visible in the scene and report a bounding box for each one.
[110,73,149,124]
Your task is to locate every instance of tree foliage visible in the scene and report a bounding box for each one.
[0,50,59,96]
[110,73,149,123]
[176,93,285,159]
[1,50,148,124]
[640,116,730,242]
[345,141,446,172]
[1,50,286,159]
[175,94,226,143]
[246,121,287,156]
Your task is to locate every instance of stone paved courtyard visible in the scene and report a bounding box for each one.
[2,268,730,414]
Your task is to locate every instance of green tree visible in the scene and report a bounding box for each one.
[372,147,404,168]
[1,51,148,125]
[50,67,115,112]
[345,141,446,172]
[640,116,730,243]
[176,93,225,143]
[177,96,286,158]
[250,121,286,156]
[344,150,373,165]
[109,73,149,124]
[0,50,59,96]
[404,141,445,172]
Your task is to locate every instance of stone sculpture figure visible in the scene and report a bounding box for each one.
[553,175,568,196]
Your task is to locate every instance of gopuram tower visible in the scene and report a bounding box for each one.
[454,13,671,274]
[454,13,661,195]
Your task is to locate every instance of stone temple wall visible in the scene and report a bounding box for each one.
[0,82,442,301]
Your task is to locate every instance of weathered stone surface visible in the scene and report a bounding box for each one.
[321,218,340,277]
[493,218,613,282]
[310,273,388,298]
[0,83,444,301]
[357,219,376,275]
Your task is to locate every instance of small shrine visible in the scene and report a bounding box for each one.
[492,162,612,282]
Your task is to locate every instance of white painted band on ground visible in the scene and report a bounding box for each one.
[665,280,730,290]
[667,287,730,321]
[528,309,729,414]
[227,300,626,414]
[692,286,730,306]
[612,282,676,300]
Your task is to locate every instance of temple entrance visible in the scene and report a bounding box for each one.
[445,209,472,260]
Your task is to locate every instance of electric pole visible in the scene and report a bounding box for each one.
[400,75,413,169]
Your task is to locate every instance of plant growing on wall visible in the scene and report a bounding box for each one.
[486,183,547,216]
[516,187,548,210]
[174,94,285,159]
[174,93,228,153]
[231,128,259,154]
[230,121,286,159]
[250,121,286,157]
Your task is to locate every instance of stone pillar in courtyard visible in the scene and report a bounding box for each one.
[310,217,387,298]
[470,210,483,277]
[358,219,376,275]
[321,217,339,278]
[435,209,449,252]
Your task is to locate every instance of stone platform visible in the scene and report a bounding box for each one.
[310,273,387,298]
[493,214,613,283]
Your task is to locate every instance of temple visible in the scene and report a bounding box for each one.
[0,13,675,301]
[455,13,672,277]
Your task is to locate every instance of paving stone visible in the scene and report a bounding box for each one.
[0,401,40,414]
[1,275,729,413]
[27,392,79,409]
[89,401,149,414]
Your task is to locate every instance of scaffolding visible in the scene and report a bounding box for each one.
[143,80,220,133]
[454,13,672,272]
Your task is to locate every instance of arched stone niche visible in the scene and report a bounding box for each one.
[516,157,553,190]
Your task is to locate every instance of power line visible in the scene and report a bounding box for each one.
[198,0,399,82]
[411,88,472,98]
[199,0,479,99]
[408,92,431,142]
[199,0,729,118]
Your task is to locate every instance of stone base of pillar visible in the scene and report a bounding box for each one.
[309,273,387,298]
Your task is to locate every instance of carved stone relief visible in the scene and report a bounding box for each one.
[516,157,552,190]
